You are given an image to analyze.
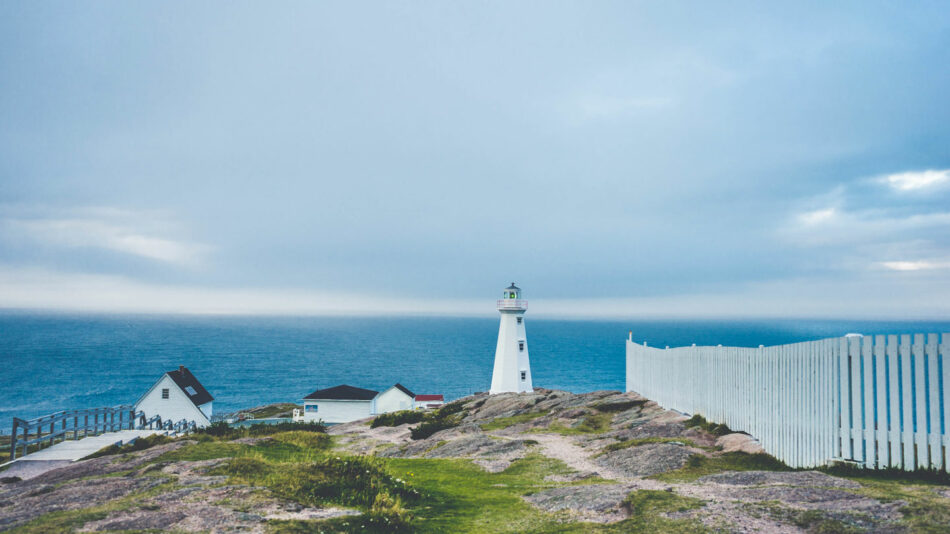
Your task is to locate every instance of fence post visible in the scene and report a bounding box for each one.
[913,334,928,469]
[9,419,18,461]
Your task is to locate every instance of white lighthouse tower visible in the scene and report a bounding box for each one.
[490,282,533,394]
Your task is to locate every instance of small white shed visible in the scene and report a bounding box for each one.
[375,383,415,414]
[301,384,379,424]
[134,365,213,428]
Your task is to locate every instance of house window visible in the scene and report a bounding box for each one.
[517,317,522,324]
[305,405,319,412]
[184,386,197,396]
[519,341,525,351]
[161,388,169,399]
[520,371,527,381]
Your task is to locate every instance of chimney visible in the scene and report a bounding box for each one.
[179,365,185,374]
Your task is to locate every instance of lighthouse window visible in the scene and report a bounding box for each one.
[519,341,525,351]
[517,317,522,324]
[161,388,169,399]
[520,371,527,381]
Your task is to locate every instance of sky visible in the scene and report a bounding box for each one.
[1,2,949,319]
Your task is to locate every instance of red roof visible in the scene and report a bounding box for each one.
[415,394,444,401]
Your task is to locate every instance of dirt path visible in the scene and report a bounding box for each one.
[517,432,665,489]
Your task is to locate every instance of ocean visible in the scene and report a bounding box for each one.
[2,311,949,434]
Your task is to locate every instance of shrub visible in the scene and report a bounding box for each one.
[366,491,412,531]
[683,414,733,436]
[371,410,425,428]
[592,399,648,413]
[283,456,420,508]
[223,456,273,479]
[193,421,327,440]
[409,413,461,440]
[438,400,467,416]
[270,431,332,450]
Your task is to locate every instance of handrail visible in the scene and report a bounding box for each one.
[496,299,528,310]
[8,405,137,461]
[9,405,203,460]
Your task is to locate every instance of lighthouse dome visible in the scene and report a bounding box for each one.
[503,283,521,299]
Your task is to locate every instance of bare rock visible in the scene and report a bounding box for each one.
[424,435,526,459]
[698,470,860,489]
[596,442,693,477]
[524,483,639,523]
[716,433,765,454]
[0,476,166,530]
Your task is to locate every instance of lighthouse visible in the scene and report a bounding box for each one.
[490,282,533,394]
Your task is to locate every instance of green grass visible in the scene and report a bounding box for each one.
[81,433,173,460]
[375,454,707,533]
[7,508,112,534]
[650,452,790,482]
[157,440,252,462]
[748,501,865,534]
[841,477,950,533]
[596,437,700,456]
[545,413,613,435]
[480,411,548,431]
[620,490,708,533]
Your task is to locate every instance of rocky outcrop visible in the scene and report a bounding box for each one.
[524,483,640,523]
[596,442,694,477]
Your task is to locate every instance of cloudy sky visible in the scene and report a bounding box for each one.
[1,2,949,318]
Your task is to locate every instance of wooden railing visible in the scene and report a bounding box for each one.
[8,405,135,461]
[8,407,199,461]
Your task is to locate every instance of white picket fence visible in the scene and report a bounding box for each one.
[625,333,950,471]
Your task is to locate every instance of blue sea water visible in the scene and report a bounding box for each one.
[2,311,949,434]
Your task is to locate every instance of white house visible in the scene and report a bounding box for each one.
[302,384,379,424]
[375,383,415,413]
[413,394,444,410]
[135,365,213,428]
[301,383,435,424]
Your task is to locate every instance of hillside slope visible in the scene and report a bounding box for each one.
[1,389,948,533]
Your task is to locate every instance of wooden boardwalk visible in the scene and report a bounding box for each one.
[1,429,161,480]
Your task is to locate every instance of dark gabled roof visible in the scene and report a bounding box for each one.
[392,383,415,397]
[304,384,379,401]
[506,282,519,290]
[167,366,214,407]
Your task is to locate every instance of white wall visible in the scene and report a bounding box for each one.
[375,387,414,414]
[490,311,533,394]
[302,399,373,423]
[135,375,211,428]
[199,401,213,420]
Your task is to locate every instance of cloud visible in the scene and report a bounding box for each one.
[1,266,947,320]
[881,169,950,191]
[0,205,208,267]
[879,260,950,272]
[797,208,836,226]
[0,267,483,316]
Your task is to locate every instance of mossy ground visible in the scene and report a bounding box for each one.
[597,437,704,456]
[545,413,613,435]
[650,452,791,482]
[479,411,549,431]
